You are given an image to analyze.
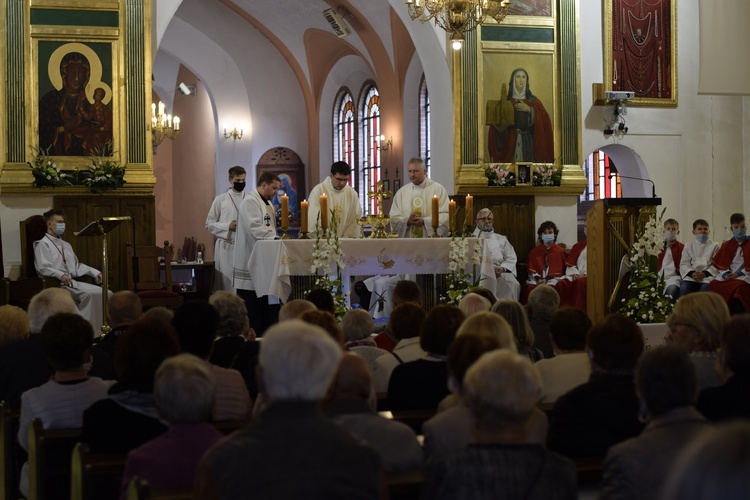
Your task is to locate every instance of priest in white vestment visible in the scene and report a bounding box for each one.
[472,208,520,300]
[389,157,449,238]
[205,165,247,291]
[33,209,111,335]
[307,161,362,238]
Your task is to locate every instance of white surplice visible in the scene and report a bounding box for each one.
[233,188,278,291]
[680,238,720,283]
[307,177,362,238]
[206,189,246,291]
[473,229,520,300]
[389,178,449,238]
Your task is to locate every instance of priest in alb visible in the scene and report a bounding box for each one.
[307,161,362,237]
[389,157,449,238]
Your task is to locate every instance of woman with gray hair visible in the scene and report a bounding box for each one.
[423,350,576,499]
[119,354,223,497]
[341,309,386,374]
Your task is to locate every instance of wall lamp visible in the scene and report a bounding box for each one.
[377,134,393,151]
[224,128,243,140]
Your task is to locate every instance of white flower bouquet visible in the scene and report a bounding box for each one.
[308,212,348,317]
[442,229,483,305]
[29,146,71,188]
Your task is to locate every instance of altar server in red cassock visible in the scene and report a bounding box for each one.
[658,219,684,302]
[557,235,587,311]
[524,221,566,303]
[708,213,750,314]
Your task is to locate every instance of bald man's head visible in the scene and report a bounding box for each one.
[331,353,372,401]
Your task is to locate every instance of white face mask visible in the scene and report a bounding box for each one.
[664,230,677,242]
[53,223,66,236]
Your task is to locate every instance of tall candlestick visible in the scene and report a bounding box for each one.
[432,195,440,231]
[449,200,456,233]
[320,194,328,229]
[281,195,289,229]
[301,199,309,230]
[466,194,474,226]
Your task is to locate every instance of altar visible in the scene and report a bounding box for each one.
[247,237,495,303]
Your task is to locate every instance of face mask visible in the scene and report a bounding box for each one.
[664,230,676,242]
[53,223,66,236]
[541,234,555,244]
[696,234,709,244]
[734,229,747,240]
[233,181,246,192]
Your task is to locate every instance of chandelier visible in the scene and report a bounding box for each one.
[405,0,511,50]
[150,101,180,149]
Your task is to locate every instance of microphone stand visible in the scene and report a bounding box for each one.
[608,173,657,199]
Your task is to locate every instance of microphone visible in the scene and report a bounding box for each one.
[608,173,657,199]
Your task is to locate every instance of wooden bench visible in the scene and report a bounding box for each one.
[27,419,81,500]
[386,469,424,500]
[70,442,128,500]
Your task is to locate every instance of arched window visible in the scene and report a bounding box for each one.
[581,149,622,201]
[419,75,431,172]
[333,90,356,183]
[360,85,381,216]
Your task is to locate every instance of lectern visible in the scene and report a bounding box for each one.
[585,198,662,322]
[75,216,131,334]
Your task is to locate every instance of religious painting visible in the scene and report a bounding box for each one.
[37,41,115,157]
[482,51,556,165]
[393,178,401,192]
[508,0,552,17]
[517,164,532,185]
[258,165,306,226]
[604,0,677,106]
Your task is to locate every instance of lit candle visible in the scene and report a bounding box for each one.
[158,101,165,116]
[151,102,156,118]
[173,116,180,131]
[466,194,474,226]
[449,200,456,232]
[432,195,440,231]
[281,195,289,229]
[301,199,309,231]
[320,194,328,229]
[167,114,172,128]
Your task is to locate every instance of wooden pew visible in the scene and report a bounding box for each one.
[386,469,424,500]
[70,442,127,500]
[27,419,81,500]
[0,401,21,500]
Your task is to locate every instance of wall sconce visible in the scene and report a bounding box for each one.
[224,128,243,140]
[151,101,180,151]
[377,134,393,151]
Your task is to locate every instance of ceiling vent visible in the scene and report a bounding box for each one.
[323,8,351,38]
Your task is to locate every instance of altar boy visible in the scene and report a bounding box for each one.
[679,219,720,296]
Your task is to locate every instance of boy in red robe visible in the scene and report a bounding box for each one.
[708,213,750,314]
[524,221,566,303]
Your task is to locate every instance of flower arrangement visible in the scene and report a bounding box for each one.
[532,164,562,187]
[441,227,483,304]
[484,163,516,187]
[618,208,674,323]
[82,142,126,194]
[308,212,349,317]
[29,146,71,188]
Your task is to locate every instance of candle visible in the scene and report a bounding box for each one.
[432,195,440,230]
[158,101,165,116]
[449,200,456,232]
[301,199,309,231]
[320,194,328,229]
[466,194,474,226]
[281,195,289,229]
[173,116,180,131]
[151,102,156,118]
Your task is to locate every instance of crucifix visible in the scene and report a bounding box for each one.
[367,180,392,212]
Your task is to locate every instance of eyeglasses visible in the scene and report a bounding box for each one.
[477,217,494,222]
[332,176,349,183]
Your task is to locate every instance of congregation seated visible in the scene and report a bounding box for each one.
[697,314,750,421]
[600,344,709,500]
[325,353,423,472]
[119,353,223,499]
[422,350,576,499]
[547,314,644,459]
[534,307,591,404]
[92,290,143,380]
[372,303,426,394]
[173,301,251,421]
[666,291,728,389]
[662,422,750,500]
[208,291,260,399]
[304,288,336,315]
[194,321,383,499]
[0,304,29,347]
[457,293,491,317]
[17,313,112,497]
[455,311,515,349]
[372,280,423,352]
[341,309,388,374]
[467,286,497,307]
[0,288,78,408]
[527,284,560,359]
[80,319,179,453]
[387,304,463,412]
[300,309,345,347]
[491,299,543,362]
[142,306,174,323]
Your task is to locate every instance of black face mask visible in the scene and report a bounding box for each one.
[233,181,246,192]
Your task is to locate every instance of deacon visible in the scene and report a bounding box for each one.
[473,208,520,300]
[33,209,111,333]
[307,161,362,237]
[234,172,281,334]
[389,157,449,238]
[205,165,247,291]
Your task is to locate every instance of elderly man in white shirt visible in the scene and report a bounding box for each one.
[472,208,520,300]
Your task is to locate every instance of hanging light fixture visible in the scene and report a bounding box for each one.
[150,101,180,149]
[405,0,512,50]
